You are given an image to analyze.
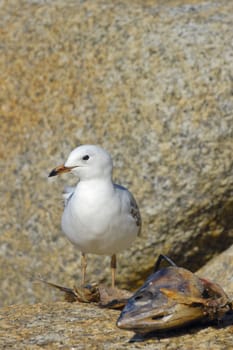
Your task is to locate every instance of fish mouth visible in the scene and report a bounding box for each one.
[117,302,205,333]
[117,310,173,331]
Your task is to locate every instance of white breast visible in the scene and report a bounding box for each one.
[61,180,139,255]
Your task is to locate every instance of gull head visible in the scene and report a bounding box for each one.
[49,145,113,180]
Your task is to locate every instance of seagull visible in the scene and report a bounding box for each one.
[49,145,141,288]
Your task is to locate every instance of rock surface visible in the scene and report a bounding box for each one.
[1,302,233,350]
[1,0,233,306]
[0,245,232,349]
[198,244,233,294]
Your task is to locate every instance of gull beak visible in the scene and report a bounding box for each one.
[48,164,74,177]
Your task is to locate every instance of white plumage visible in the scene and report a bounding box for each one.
[49,145,141,287]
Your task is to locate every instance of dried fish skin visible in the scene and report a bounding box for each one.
[117,266,231,334]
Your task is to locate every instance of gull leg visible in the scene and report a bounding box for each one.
[81,252,87,285]
[111,254,117,288]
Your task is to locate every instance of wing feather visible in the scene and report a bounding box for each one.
[114,184,141,236]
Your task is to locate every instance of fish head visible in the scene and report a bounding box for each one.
[117,266,206,334]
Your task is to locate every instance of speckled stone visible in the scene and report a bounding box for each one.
[1,302,233,349]
[1,0,233,306]
[0,247,233,349]
[197,244,233,298]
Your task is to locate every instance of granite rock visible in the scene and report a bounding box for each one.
[0,245,232,349]
[0,301,233,350]
[1,0,233,306]
[197,244,233,296]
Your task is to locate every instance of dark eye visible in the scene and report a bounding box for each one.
[82,155,89,161]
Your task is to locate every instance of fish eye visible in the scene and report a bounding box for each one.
[82,155,89,161]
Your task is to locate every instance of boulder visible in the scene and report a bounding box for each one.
[0,245,232,349]
[1,0,233,305]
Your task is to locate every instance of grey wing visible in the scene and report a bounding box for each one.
[114,184,142,236]
[62,186,75,207]
[128,191,142,236]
